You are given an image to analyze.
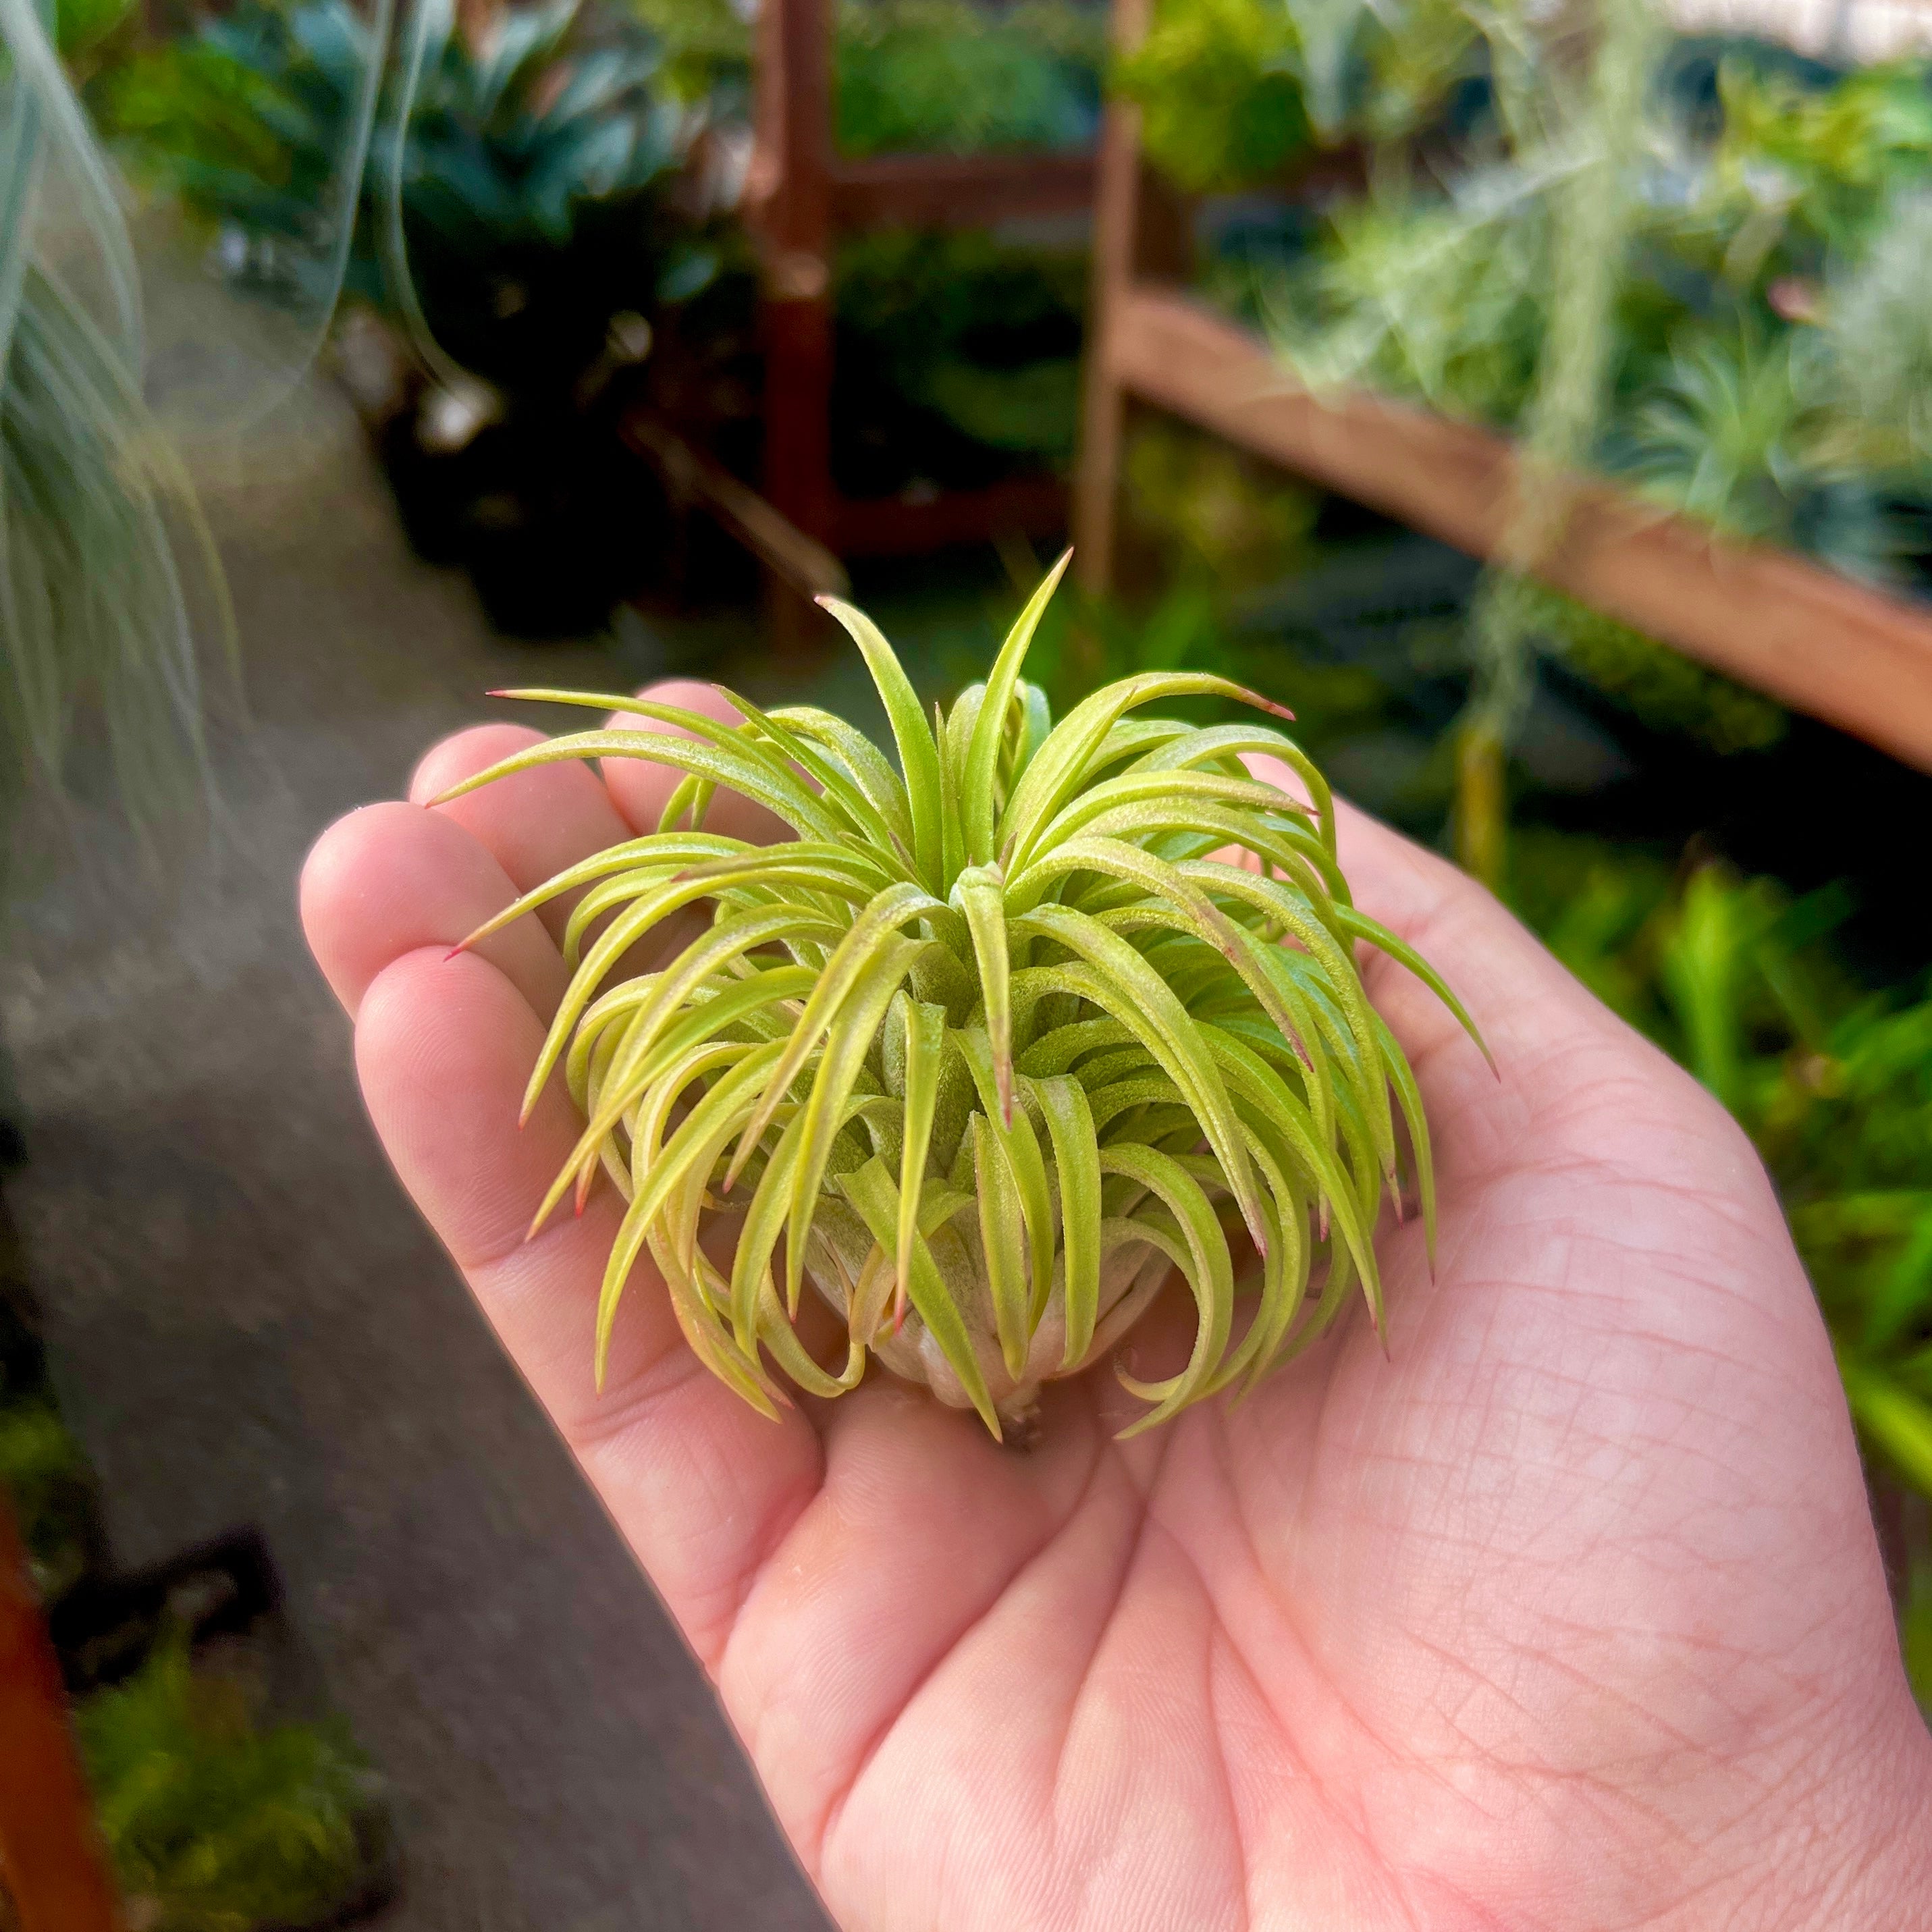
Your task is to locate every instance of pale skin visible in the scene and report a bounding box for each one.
[301,680,1932,1932]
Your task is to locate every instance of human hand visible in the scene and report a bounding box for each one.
[302,682,1932,1932]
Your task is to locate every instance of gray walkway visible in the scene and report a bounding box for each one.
[1,380,836,1931]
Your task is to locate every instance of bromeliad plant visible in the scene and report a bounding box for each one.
[440,560,1482,1437]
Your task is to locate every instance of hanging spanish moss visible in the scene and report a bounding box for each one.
[1455,0,1667,885]
[0,0,394,844]
[1,0,221,837]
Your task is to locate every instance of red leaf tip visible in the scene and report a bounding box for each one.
[1233,683,1297,723]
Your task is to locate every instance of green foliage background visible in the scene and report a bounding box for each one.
[78,1634,375,1932]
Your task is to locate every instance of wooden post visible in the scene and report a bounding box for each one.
[748,0,837,649]
[748,0,1099,597]
[0,1497,119,1931]
[1073,0,1193,599]
[753,0,836,540]
[1073,0,1152,599]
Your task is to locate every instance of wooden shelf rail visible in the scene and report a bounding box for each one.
[1074,0,1932,774]
[0,1496,120,1931]
[748,0,1095,570]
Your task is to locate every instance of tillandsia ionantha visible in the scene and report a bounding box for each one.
[437,556,1485,1438]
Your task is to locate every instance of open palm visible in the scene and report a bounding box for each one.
[302,683,1930,1932]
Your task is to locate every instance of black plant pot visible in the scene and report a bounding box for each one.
[375,399,678,639]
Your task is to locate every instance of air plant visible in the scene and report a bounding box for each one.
[1626,327,1819,542]
[436,561,1482,1437]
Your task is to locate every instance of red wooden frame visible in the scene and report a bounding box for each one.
[747,0,1097,570]
[0,1497,119,1931]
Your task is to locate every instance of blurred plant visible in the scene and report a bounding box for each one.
[1038,419,1397,750]
[1,0,227,841]
[112,0,1100,521]
[1521,583,1786,756]
[630,0,1104,155]
[1817,188,1932,466]
[1092,414,1777,779]
[1513,837,1932,1520]
[835,0,1102,157]
[1114,0,1484,192]
[1455,0,1663,886]
[1506,829,1675,1019]
[625,0,748,102]
[1904,1559,1932,1711]
[1625,325,1910,584]
[52,0,136,80]
[1266,38,1932,644]
[96,0,763,634]
[1017,568,1403,799]
[0,1397,96,1601]
[1123,417,1320,590]
[78,1630,375,1932]
[1356,0,1481,143]
[1258,18,1932,885]
[1696,55,1932,279]
[1626,327,1818,535]
[832,228,1085,491]
[1113,0,1308,192]
[103,0,727,381]
[1274,169,1550,424]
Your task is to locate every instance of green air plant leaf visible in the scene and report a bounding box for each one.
[441,560,1481,1434]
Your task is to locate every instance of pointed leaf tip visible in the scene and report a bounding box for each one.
[1236,685,1296,722]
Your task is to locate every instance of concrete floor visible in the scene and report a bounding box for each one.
[0,379,845,1931]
